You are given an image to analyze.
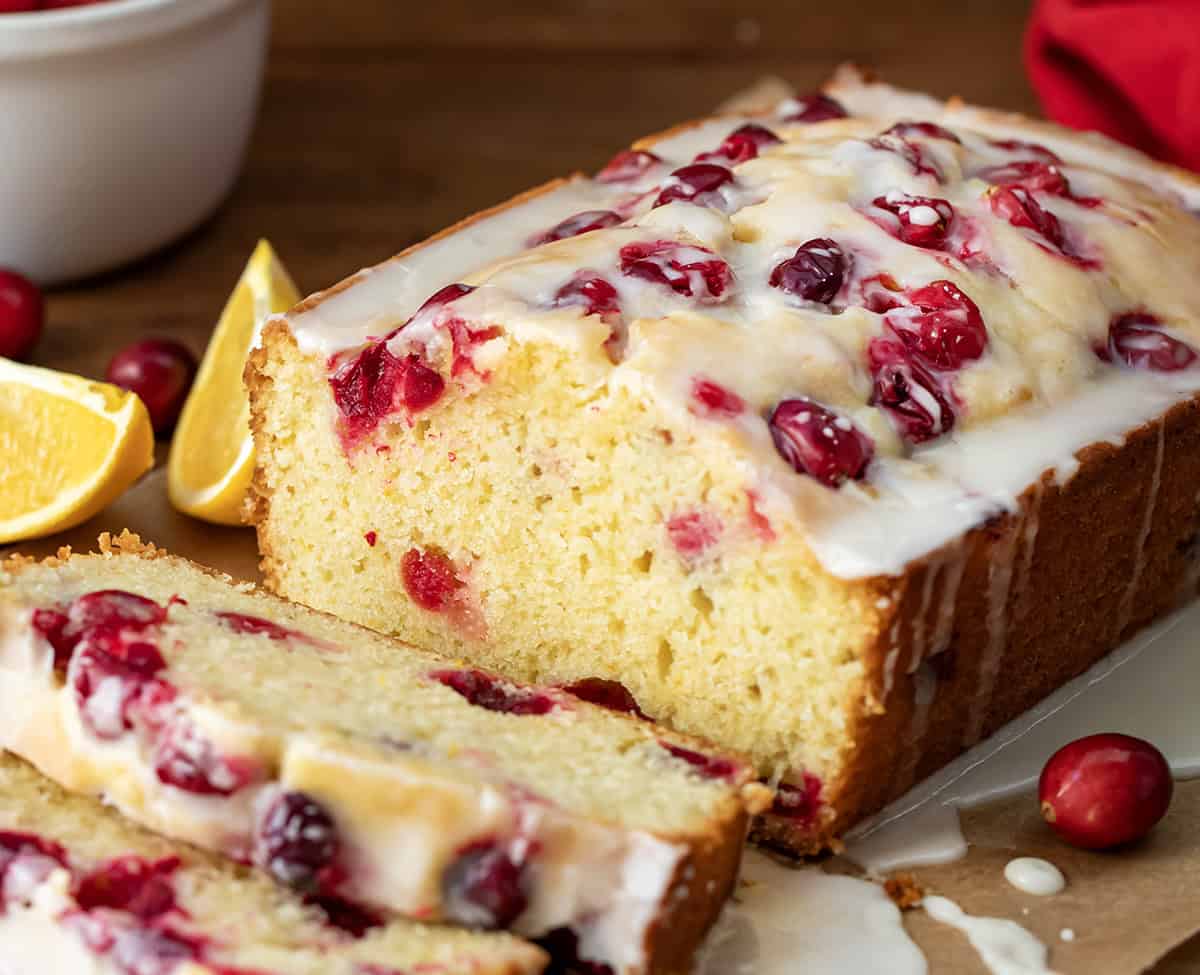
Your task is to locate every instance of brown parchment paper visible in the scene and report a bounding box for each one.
[7,468,1199,973]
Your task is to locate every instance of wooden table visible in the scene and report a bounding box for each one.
[40,0,1038,382]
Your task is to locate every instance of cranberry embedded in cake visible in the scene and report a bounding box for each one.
[885,280,988,371]
[690,377,745,418]
[868,339,957,443]
[329,344,445,447]
[258,791,340,893]
[431,668,558,716]
[552,272,622,321]
[779,92,847,123]
[442,840,529,930]
[75,856,181,920]
[659,742,738,782]
[768,398,874,487]
[769,773,824,826]
[559,678,648,719]
[978,159,1069,196]
[653,163,735,209]
[400,547,464,612]
[666,509,722,561]
[153,721,260,797]
[883,120,961,144]
[868,134,943,181]
[619,240,733,300]
[869,193,955,249]
[0,831,68,904]
[527,210,623,248]
[988,138,1061,163]
[595,148,663,184]
[769,238,847,305]
[697,123,781,165]
[1104,313,1198,372]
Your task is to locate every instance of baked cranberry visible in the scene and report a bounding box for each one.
[769,238,846,304]
[619,241,732,300]
[595,149,662,184]
[330,345,444,445]
[553,272,622,321]
[73,642,168,739]
[527,210,622,247]
[259,791,340,893]
[868,134,943,181]
[768,398,874,488]
[690,377,745,418]
[978,159,1069,197]
[105,339,197,435]
[537,927,615,975]
[859,272,905,313]
[401,547,463,612]
[0,832,67,905]
[870,194,955,249]
[868,339,956,443]
[770,773,824,826]
[666,509,722,560]
[215,611,303,642]
[153,723,258,796]
[989,185,1067,249]
[698,123,781,165]
[442,841,528,930]
[560,678,648,719]
[412,283,475,320]
[1039,733,1173,850]
[780,92,847,123]
[1103,313,1197,372]
[883,120,961,144]
[660,742,738,782]
[988,138,1061,163]
[0,269,43,361]
[364,531,378,547]
[31,608,74,671]
[886,280,988,371]
[403,355,448,407]
[69,590,167,633]
[431,668,557,716]
[76,856,180,920]
[310,895,384,938]
[653,163,735,209]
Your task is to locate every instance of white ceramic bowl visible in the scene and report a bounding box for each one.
[0,0,269,285]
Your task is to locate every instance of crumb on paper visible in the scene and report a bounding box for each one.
[884,873,924,910]
[1060,928,1076,942]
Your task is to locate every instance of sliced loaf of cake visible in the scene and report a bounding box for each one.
[0,533,769,975]
[0,751,543,975]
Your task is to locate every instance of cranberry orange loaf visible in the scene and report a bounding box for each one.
[0,533,769,975]
[0,753,542,975]
[246,66,1200,854]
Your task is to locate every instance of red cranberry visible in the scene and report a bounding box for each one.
[69,590,166,634]
[153,723,258,796]
[886,280,988,371]
[259,791,340,893]
[868,339,956,443]
[0,269,43,361]
[364,531,378,547]
[552,272,622,321]
[431,668,557,716]
[98,925,203,975]
[770,773,824,825]
[619,241,732,300]
[527,210,622,247]
[978,159,1069,197]
[1039,733,1173,850]
[660,742,738,782]
[401,547,463,613]
[330,345,445,446]
[595,149,662,184]
[666,509,722,560]
[653,163,735,209]
[1103,313,1197,372]
[214,611,304,642]
[698,123,781,165]
[76,856,180,920]
[769,238,846,304]
[883,120,961,144]
[560,678,648,719]
[411,283,475,320]
[73,643,168,740]
[31,608,74,671]
[310,895,384,938]
[868,135,943,181]
[989,185,1067,250]
[768,398,874,488]
[105,339,197,435]
[870,194,955,249]
[0,831,68,905]
[780,92,847,123]
[442,841,528,930]
[690,377,745,418]
[988,138,1061,163]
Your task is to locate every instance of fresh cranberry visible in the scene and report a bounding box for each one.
[595,149,662,184]
[442,841,528,930]
[619,241,732,300]
[1039,734,1173,850]
[770,773,824,826]
[1103,313,1197,372]
[653,163,735,209]
[660,742,738,782]
[258,791,339,893]
[698,123,781,165]
[780,92,847,123]
[885,280,988,371]
[988,138,1061,163]
[0,832,68,906]
[869,194,955,249]
[527,210,622,247]
[883,120,961,144]
[868,339,956,443]
[431,669,557,716]
[690,377,745,418]
[552,272,622,321]
[0,269,43,361]
[666,510,722,560]
[401,547,463,612]
[76,857,180,920]
[978,159,1069,197]
[105,339,197,435]
[31,608,74,671]
[769,238,846,304]
[153,722,258,796]
[768,398,874,488]
[559,678,648,719]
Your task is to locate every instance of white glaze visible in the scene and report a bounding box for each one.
[923,895,1054,975]
[1004,858,1066,897]
[1060,928,1076,942]
[0,870,117,975]
[844,801,967,875]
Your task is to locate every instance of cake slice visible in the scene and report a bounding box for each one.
[0,751,542,975]
[245,66,1200,855]
[0,533,769,975]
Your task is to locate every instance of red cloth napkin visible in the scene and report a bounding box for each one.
[1024,0,1200,171]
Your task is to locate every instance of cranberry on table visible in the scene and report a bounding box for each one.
[105,338,197,434]
[0,269,44,361]
[1039,733,1173,850]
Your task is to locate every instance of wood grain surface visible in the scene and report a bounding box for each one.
[37,0,1037,385]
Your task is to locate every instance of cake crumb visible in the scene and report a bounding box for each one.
[884,873,924,909]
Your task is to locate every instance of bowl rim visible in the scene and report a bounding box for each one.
[0,0,262,60]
